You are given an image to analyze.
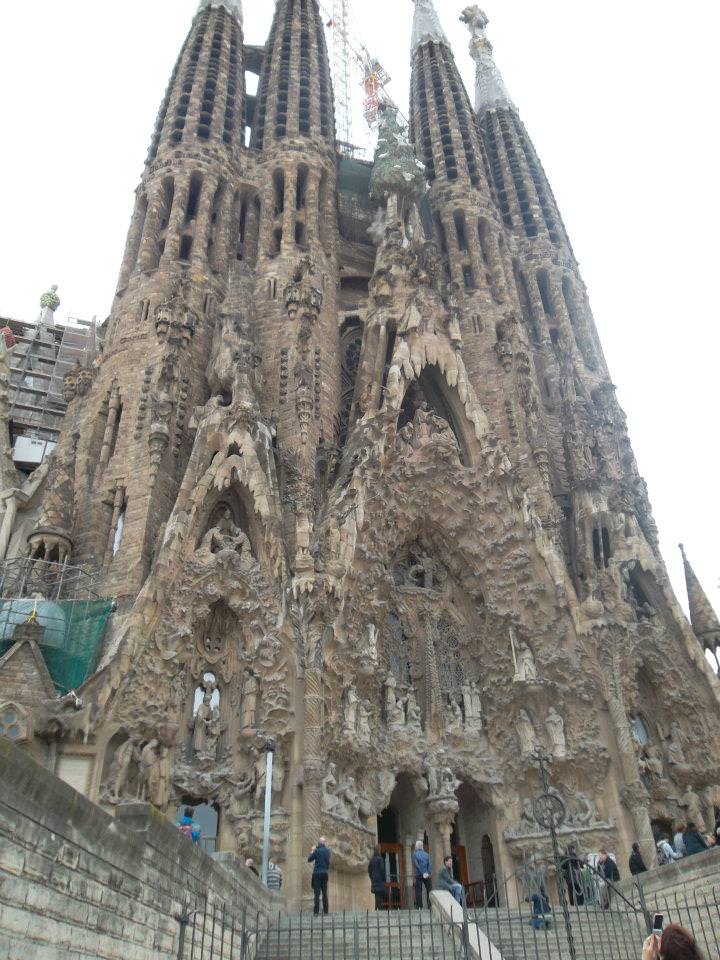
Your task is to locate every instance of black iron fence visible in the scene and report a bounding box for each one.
[176,878,720,960]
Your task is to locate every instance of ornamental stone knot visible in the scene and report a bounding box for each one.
[40,285,61,312]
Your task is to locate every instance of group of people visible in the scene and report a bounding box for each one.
[629,820,720,876]
[562,846,621,909]
[369,840,465,912]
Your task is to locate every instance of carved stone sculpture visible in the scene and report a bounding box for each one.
[384,673,406,729]
[446,696,464,734]
[517,710,538,758]
[461,681,483,731]
[104,738,138,802]
[342,683,359,737]
[240,670,259,732]
[545,707,567,759]
[192,686,222,760]
[514,641,538,683]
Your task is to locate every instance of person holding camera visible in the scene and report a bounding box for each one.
[308,837,331,915]
[642,923,705,960]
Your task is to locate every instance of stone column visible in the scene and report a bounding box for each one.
[302,652,325,908]
[213,184,238,276]
[117,192,148,288]
[191,174,219,266]
[281,168,298,254]
[137,183,166,273]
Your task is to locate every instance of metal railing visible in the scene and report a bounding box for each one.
[175,879,720,960]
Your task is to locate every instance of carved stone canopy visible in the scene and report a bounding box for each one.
[27,527,73,564]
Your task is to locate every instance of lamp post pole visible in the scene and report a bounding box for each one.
[261,739,275,885]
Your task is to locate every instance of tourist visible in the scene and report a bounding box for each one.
[308,837,331,915]
[683,823,708,857]
[562,846,585,906]
[438,855,463,905]
[597,847,620,909]
[245,857,259,877]
[629,843,648,876]
[641,924,705,960]
[657,836,682,865]
[412,840,432,909]
[526,888,552,930]
[673,823,686,857]
[266,860,283,891]
[176,806,201,845]
[368,846,387,911]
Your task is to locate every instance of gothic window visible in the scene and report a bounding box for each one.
[384,614,412,687]
[0,703,28,742]
[630,714,650,746]
[336,318,363,450]
[272,170,285,216]
[186,174,203,222]
[296,165,308,210]
[435,616,465,697]
[536,270,555,317]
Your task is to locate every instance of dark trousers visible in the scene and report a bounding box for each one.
[374,891,385,911]
[312,874,329,915]
[415,876,432,908]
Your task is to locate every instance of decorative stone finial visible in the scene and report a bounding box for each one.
[679,542,720,653]
[460,5,515,113]
[412,0,449,51]
[40,285,60,312]
[197,0,243,23]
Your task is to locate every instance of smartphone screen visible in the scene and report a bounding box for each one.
[652,914,664,935]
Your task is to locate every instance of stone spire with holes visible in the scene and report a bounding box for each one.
[680,544,720,658]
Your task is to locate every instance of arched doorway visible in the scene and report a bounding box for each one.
[453,782,499,906]
[377,774,427,909]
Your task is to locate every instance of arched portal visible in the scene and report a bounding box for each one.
[377,773,427,909]
[452,782,500,906]
[398,365,468,464]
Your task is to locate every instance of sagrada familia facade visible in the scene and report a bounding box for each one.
[1,0,719,910]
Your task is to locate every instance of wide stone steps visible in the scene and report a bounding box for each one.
[470,907,648,960]
[255,912,460,960]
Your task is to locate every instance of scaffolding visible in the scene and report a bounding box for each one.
[0,557,112,694]
[2,314,95,470]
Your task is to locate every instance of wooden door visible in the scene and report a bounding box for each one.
[379,842,406,909]
[452,844,469,887]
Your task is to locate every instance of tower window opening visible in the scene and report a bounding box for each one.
[179,235,193,260]
[296,166,308,210]
[270,228,282,257]
[592,528,602,569]
[273,170,285,217]
[536,270,554,317]
[462,265,475,291]
[433,215,448,255]
[186,174,203,222]
[268,278,278,300]
[295,222,306,247]
[602,527,612,567]
[453,212,468,252]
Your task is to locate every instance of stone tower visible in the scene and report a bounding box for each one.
[2,0,719,914]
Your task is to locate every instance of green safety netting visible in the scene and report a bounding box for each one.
[0,598,113,694]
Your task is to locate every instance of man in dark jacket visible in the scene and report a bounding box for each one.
[438,856,463,904]
[308,837,331,915]
[629,843,647,876]
[683,823,709,857]
[368,847,387,910]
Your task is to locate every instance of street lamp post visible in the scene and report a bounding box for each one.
[261,739,275,885]
[532,747,577,960]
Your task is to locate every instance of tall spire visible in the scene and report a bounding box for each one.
[460,6,514,113]
[411,0,449,51]
[197,0,242,22]
[679,544,720,656]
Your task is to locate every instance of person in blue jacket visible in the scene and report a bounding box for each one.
[308,837,332,915]
[412,840,432,909]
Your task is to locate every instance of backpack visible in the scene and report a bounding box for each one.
[656,842,669,865]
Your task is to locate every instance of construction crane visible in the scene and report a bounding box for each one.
[319,0,402,151]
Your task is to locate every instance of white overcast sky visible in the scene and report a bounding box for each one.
[0,0,718,624]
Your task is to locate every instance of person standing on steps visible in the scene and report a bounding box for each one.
[412,839,432,909]
[368,846,387,911]
[308,837,331,915]
[629,842,648,876]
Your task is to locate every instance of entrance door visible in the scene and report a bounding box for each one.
[378,843,406,910]
[451,844,469,888]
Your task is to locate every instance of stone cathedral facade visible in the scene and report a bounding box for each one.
[2,0,720,910]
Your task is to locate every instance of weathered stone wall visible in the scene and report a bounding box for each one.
[0,740,282,959]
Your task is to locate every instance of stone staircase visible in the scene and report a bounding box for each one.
[470,906,648,960]
[255,911,458,960]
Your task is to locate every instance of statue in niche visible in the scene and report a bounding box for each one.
[545,707,567,759]
[666,723,688,767]
[462,682,483,731]
[321,763,341,815]
[191,680,222,761]
[514,640,539,684]
[517,709,538,758]
[240,670,260,732]
[446,696,464,734]
[138,739,170,808]
[405,688,423,733]
[412,403,434,444]
[357,700,372,745]
[105,738,139,801]
[401,545,447,591]
[342,684,359,737]
[425,761,461,799]
[384,672,406,729]
[679,786,705,828]
[199,506,254,565]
